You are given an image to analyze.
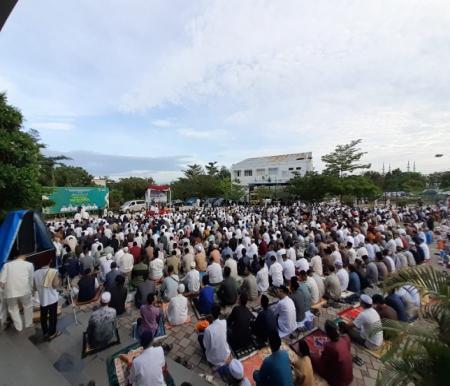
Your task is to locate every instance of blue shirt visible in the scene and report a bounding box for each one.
[197,285,214,314]
[386,293,408,322]
[254,350,293,386]
[348,271,361,293]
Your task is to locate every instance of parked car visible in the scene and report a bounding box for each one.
[185,197,199,206]
[120,200,146,212]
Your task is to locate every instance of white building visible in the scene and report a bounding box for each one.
[231,152,313,189]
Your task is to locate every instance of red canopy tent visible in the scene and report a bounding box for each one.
[145,185,172,206]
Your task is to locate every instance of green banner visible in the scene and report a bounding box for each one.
[43,187,109,215]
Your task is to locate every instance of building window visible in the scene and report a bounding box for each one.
[234,170,241,177]
[268,167,278,175]
[296,167,301,170]
[244,169,253,177]
[256,168,265,176]
[288,167,294,171]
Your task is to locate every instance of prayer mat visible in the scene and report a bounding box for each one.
[233,341,258,360]
[161,302,192,329]
[82,328,121,358]
[76,287,102,306]
[362,340,392,359]
[241,349,267,386]
[190,298,209,320]
[107,343,175,386]
[337,306,363,322]
[242,343,297,386]
[131,316,167,341]
[290,328,329,357]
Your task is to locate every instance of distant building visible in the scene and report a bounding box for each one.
[92,177,107,187]
[231,152,313,190]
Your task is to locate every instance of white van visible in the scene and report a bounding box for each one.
[120,200,146,213]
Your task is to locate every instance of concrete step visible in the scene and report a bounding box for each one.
[0,329,70,386]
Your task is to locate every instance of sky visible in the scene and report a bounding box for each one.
[1,0,450,182]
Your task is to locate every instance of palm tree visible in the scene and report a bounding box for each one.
[375,264,450,386]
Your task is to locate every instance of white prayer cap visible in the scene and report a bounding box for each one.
[123,247,129,253]
[178,284,185,293]
[101,292,111,304]
[190,261,196,269]
[360,294,372,305]
[229,359,244,380]
[106,253,112,260]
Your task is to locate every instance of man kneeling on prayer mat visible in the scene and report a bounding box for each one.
[340,294,383,350]
[87,291,117,348]
[167,284,188,325]
[130,330,174,386]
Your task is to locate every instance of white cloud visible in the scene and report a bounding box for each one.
[151,119,175,128]
[2,1,450,175]
[32,122,74,131]
[176,128,227,139]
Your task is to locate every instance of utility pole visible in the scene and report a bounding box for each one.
[407,160,410,172]
[413,161,416,172]
[382,163,385,176]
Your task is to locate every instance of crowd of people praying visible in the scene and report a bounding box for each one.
[0,201,448,386]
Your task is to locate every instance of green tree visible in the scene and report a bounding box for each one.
[108,177,154,202]
[38,154,71,186]
[0,93,42,216]
[218,178,245,201]
[322,139,371,177]
[374,265,450,386]
[218,166,231,179]
[205,161,219,177]
[288,172,336,201]
[53,165,93,186]
[183,164,204,178]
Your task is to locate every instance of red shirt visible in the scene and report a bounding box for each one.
[130,246,142,263]
[313,335,353,386]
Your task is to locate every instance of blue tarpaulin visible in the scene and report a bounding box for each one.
[0,210,54,271]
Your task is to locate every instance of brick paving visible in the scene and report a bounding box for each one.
[90,288,383,386]
[53,241,445,385]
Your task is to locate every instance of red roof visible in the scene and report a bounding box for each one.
[147,185,171,191]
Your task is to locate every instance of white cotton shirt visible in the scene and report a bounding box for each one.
[331,251,342,265]
[224,258,238,279]
[207,262,223,284]
[119,253,134,273]
[295,257,309,273]
[204,319,231,366]
[184,270,200,293]
[336,268,349,291]
[150,258,164,280]
[287,247,296,262]
[281,259,295,281]
[167,294,188,325]
[275,296,297,336]
[33,267,59,307]
[353,308,383,348]
[256,265,269,292]
[269,262,284,287]
[306,276,320,304]
[310,255,323,276]
[0,259,34,298]
[129,346,166,386]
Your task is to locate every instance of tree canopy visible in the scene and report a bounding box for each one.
[0,93,42,215]
[171,163,244,201]
[322,139,371,177]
